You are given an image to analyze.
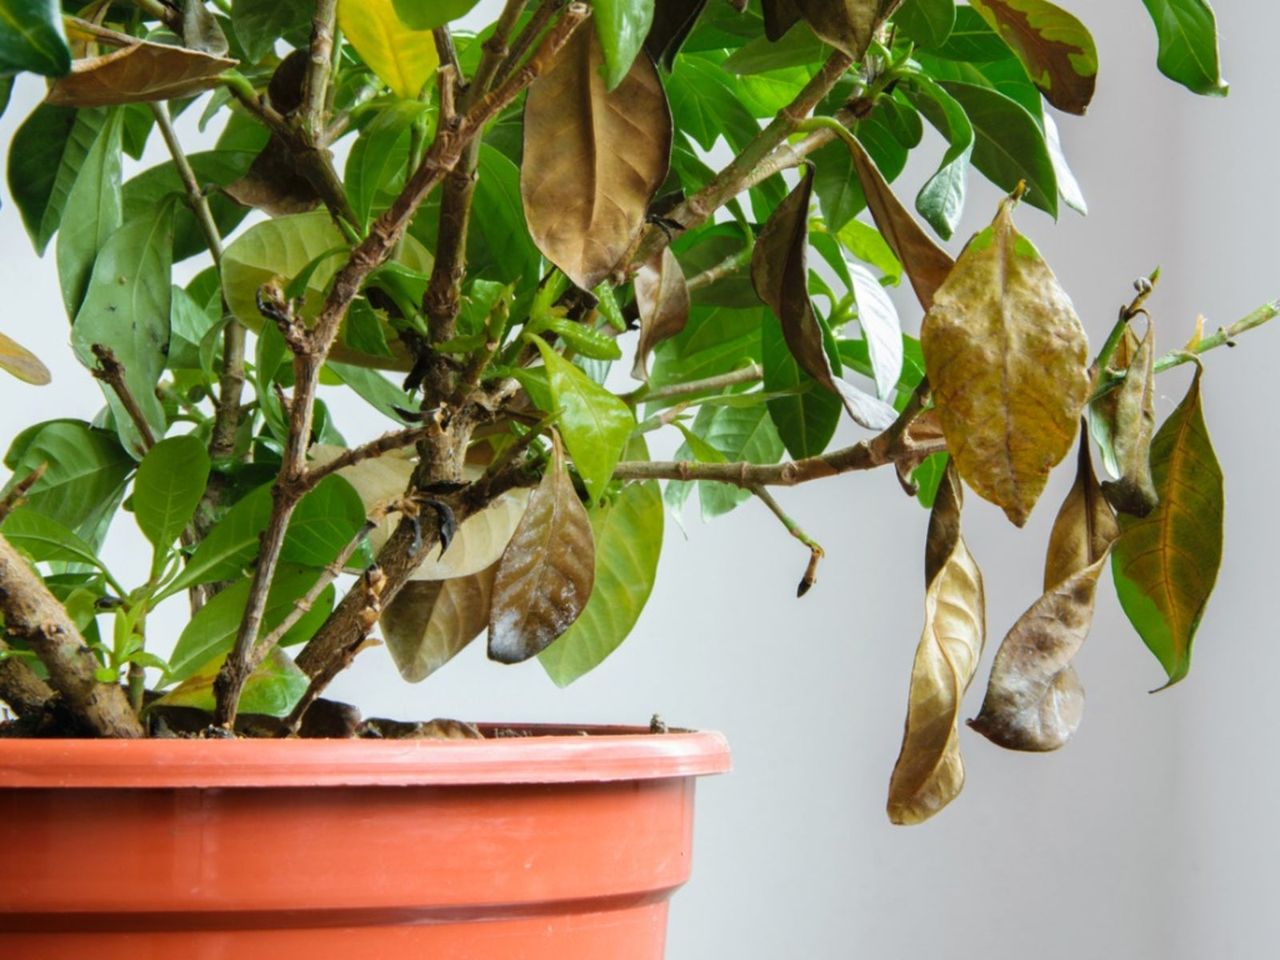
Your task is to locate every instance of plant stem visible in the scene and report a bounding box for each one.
[0,637,55,720]
[628,364,763,405]
[90,346,156,452]
[0,534,144,737]
[300,0,338,141]
[751,485,826,597]
[303,426,428,490]
[0,464,46,524]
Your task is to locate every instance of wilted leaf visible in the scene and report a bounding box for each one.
[1111,367,1223,688]
[521,26,671,291]
[751,167,895,430]
[887,467,985,825]
[1088,324,1138,478]
[1099,321,1159,517]
[338,0,439,100]
[645,0,709,69]
[0,0,71,76]
[968,0,1097,114]
[382,566,496,682]
[1140,0,1228,97]
[633,246,690,380]
[488,439,596,664]
[969,436,1117,751]
[181,0,230,56]
[846,136,955,310]
[793,0,903,59]
[0,331,50,385]
[922,196,1089,526]
[44,39,236,107]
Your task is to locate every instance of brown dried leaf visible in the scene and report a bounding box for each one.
[969,436,1118,751]
[0,332,51,386]
[752,167,896,429]
[795,0,903,59]
[888,467,986,825]
[762,0,803,40]
[45,39,236,107]
[521,26,671,291]
[847,137,955,310]
[224,135,323,215]
[645,0,710,69]
[1100,322,1159,517]
[922,197,1090,526]
[969,0,1097,115]
[633,246,690,380]
[381,566,497,683]
[488,438,595,664]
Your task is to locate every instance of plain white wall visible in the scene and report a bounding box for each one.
[0,2,1274,957]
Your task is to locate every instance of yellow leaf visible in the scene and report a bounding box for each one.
[338,0,439,100]
[0,331,51,385]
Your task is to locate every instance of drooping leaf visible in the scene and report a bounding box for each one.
[540,478,663,685]
[521,26,671,291]
[1088,323,1138,478]
[845,136,955,310]
[595,0,657,90]
[0,0,70,76]
[763,314,842,460]
[887,467,985,825]
[8,105,105,254]
[967,0,1097,114]
[849,262,902,399]
[55,109,124,317]
[0,331,50,385]
[903,74,974,240]
[338,0,439,100]
[231,0,312,63]
[751,167,896,430]
[970,436,1118,751]
[133,435,210,550]
[70,202,175,456]
[1140,0,1228,96]
[921,196,1089,526]
[1099,321,1159,517]
[381,566,496,682]
[793,0,903,59]
[893,0,957,47]
[1111,367,1223,688]
[153,646,309,718]
[44,39,236,107]
[633,247,690,381]
[488,439,596,664]
[645,0,710,69]
[533,337,636,503]
[180,0,230,55]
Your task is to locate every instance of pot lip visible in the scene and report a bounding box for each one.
[0,724,731,789]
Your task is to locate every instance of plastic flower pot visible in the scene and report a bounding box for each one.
[0,725,729,959]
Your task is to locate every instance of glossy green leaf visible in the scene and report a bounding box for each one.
[0,506,109,573]
[695,401,785,519]
[925,6,1011,60]
[153,646,308,718]
[345,103,416,228]
[904,74,974,240]
[8,106,105,254]
[1140,0,1227,96]
[0,0,69,76]
[968,0,1098,114]
[894,0,957,47]
[595,0,656,90]
[1111,368,1223,688]
[56,109,124,316]
[763,314,841,459]
[849,262,903,399]
[392,0,481,30]
[165,566,334,685]
[540,476,663,685]
[133,436,210,550]
[231,0,315,62]
[533,337,636,503]
[649,303,763,399]
[70,202,175,456]
[836,220,903,285]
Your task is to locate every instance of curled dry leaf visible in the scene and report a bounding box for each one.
[846,136,955,311]
[381,565,497,683]
[633,246,690,380]
[1088,323,1139,478]
[887,467,986,825]
[0,331,51,386]
[795,0,903,59]
[1099,321,1159,517]
[521,25,672,291]
[1111,367,1223,689]
[970,435,1118,751]
[969,0,1098,116]
[45,39,236,107]
[752,167,896,430]
[488,439,595,664]
[922,197,1090,526]
[645,0,710,69]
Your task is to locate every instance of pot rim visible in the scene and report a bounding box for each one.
[0,724,730,789]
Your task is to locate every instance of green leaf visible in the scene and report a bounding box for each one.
[1111,368,1223,688]
[392,0,481,29]
[153,646,309,718]
[532,337,636,503]
[724,20,825,75]
[8,106,106,254]
[327,363,415,422]
[470,145,542,287]
[968,0,1098,115]
[0,0,70,76]
[692,401,784,519]
[133,436,210,551]
[835,219,903,285]
[345,103,416,228]
[649,303,762,395]
[546,316,624,361]
[55,109,124,316]
[70,202,176,456]
[904,74,974,240]
[166,484,271,593]
[594,0,656,90]
[763,314,841,459]
[666,54,764,153]
[940,80,1058,216]
[231,0,313,62]
[1140,0,1227,96]
[894,0,957,47]
[924,5,1010,60]
[1,507,109,572]
[338,0,440,100]
[2,420,133,545]
[540,479,663,685]
[165,566,334,685]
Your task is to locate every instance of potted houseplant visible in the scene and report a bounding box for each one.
[0,0,1265,955]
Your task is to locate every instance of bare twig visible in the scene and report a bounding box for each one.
[751,485,826,597]
[629,364,763,404]
[0,534,144,737]
[300,0,338,140]
[303,427,428,490]
[90,346,157,452]
[0,636,55,719]
[495,0,556,85]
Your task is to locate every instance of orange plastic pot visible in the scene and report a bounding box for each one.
[0,725,729,959]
